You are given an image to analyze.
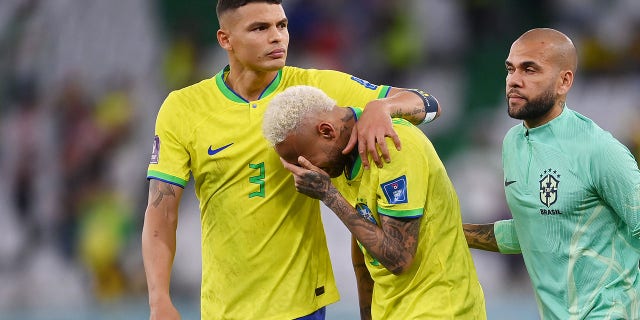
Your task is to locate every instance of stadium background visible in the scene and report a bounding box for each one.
[0,0,638,319]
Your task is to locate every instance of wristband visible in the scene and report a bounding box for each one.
[406,89,438,124]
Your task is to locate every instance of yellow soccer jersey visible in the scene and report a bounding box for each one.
[337,113,486,319]
[147,66,390,320]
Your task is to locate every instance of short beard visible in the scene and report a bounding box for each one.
[319,141,349,178]
[507,89,556,120]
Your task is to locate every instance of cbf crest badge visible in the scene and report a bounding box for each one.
[539,169,560,207]
[355,203,377,225]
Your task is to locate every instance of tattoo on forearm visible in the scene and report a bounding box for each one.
[325,189,420,273]
[150,180,176,208]
[322,187,350,213]
[393,107,426,123]
[378,218,419,274]
[463,224,499,251]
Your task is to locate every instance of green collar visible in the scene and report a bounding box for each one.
[345,152,363,181]
[214,65,283,102]
[344,107,364,181]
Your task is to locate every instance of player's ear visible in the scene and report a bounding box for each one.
[217,29,231,50]
[317,122,336,140]
[557,70,573,95]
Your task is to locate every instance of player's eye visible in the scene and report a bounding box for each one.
[251,24,268,31]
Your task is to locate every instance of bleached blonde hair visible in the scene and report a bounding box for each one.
[263,85,336,146]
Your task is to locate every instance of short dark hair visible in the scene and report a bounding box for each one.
[216,0,283,19]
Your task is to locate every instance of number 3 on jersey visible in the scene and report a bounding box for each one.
[249,162,265,198]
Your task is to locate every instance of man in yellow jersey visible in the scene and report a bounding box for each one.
[263,85,486,320]
[142,1,441,319]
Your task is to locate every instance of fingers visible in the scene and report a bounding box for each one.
[389,131,401,151]
[358,139,371,170]
[280,156,330,200]
[378,124,401,163]
[363,131,402,168]
[280,156,324,176]
[342,126,358,155]
[352,120,400,169]
[366,139,383,168]
[280,157,298,172]
[279,157,290,168]
[297,156,319,171]
[373,135,389,166]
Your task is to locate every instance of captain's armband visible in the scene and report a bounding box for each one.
[406,89,438,124]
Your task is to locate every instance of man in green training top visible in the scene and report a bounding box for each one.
[463,28,640,319]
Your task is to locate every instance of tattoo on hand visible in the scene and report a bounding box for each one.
[297,171,331,200]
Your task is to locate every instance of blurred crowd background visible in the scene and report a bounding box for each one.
[0,0,639,319]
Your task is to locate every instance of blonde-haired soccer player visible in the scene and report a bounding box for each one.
[263,85,486,320]
[142,1,441,319]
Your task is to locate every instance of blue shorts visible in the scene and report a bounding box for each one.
[295,307,326,320]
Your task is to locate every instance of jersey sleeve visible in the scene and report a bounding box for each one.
[375,125,425,219]
[591,137,640,239]
[146,91,191,187]
[494,219,522,254]
[313,70,390,108]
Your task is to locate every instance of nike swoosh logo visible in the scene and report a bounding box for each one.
[208,143,234,156]
[505,180,517,187]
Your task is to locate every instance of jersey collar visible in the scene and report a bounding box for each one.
[344,107,364,181]
[523,104,570,138]
[214,65,283,103]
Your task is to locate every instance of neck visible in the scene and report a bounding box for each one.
[337,107,359,177]
[524,101,565,129]
[337,107,357,145]
[225,64,279,101]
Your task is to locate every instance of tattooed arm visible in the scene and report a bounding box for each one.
[462,223,500,252]
[142,179,184,320]
[281,156,420,275]
[352,236,373,320]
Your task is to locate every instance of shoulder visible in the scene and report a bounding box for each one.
[560,108,608,140]
[165,77,217,106]
[282,66,351,81]
[157,78,218,122]
[172,77,217,98]
[503,123,524,144]
[391,121,435,158]
[392,119,424,140]
[559,109,635,167]
[563,108,622,149]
